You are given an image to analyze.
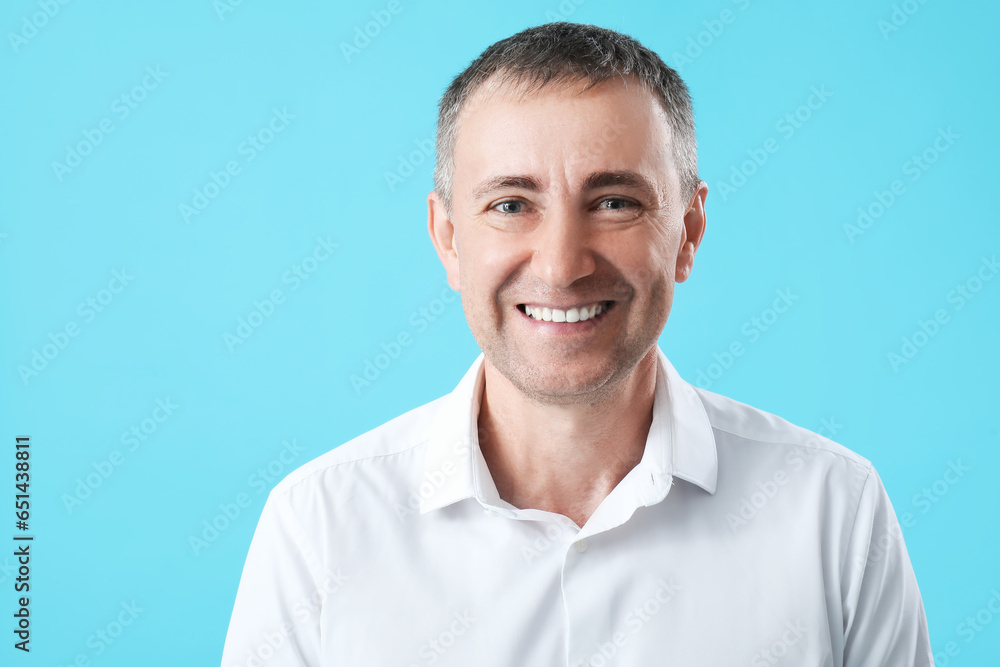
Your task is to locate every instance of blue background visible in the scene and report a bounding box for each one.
[1,0,997,664]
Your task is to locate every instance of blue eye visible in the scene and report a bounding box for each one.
[493,200,524,215]
[600,198,634,210]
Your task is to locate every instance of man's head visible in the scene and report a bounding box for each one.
[427,22,708,405]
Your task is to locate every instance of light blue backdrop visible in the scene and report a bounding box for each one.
[1,0,997,664]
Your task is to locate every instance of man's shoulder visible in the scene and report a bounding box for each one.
[691,384,872,475]
[267,394,449,500]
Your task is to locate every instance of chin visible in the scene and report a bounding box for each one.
[513,364,619,403]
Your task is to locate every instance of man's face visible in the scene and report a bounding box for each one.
[428,74,707,404]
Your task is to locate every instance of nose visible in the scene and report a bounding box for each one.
[530,203,596,289]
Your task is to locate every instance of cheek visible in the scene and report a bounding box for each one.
[641,275,672,306]
[629,267,674,328]
[608,222,679,288]
[458,231,527,295]
[623,257,674,300]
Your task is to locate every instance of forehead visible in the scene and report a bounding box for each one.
[453,73,677,195]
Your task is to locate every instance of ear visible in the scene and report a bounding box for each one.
[675,180,708,284]
[427,190,461,291]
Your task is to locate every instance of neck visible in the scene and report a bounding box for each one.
[477,348,658,528]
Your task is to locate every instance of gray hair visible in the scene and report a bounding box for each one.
[432,22,699,217]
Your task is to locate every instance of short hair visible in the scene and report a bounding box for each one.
[432,22,699,218]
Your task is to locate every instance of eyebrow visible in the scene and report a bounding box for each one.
[469,170,659,202]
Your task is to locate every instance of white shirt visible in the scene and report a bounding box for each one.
[221,345,933,667]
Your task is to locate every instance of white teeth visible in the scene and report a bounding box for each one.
[525,302,608,322]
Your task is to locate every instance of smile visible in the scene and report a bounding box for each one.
[516,301,615,322]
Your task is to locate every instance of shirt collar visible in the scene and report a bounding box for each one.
[419,344,718,516]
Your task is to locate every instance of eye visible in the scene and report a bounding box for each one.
[598,197,637,211]
[491,200,527,215]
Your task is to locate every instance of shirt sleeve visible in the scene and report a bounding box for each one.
[841,465,934,667]
[221,489,325,667]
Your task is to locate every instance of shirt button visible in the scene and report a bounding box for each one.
[573,538,588,553]
[484,509,498,517]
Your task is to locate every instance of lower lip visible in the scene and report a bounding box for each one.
[516,303,615,334]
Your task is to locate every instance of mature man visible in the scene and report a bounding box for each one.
[222,22,933,666]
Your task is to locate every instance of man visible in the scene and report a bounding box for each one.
[222,22,933,666]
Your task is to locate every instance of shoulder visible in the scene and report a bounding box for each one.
[693,384,871,467]
[692,385,873,481]
[266,394,448,501]
[689,386,883,548]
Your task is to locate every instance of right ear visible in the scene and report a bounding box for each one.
[427,190,461,291]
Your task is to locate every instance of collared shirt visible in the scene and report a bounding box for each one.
[221,345,933,667]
